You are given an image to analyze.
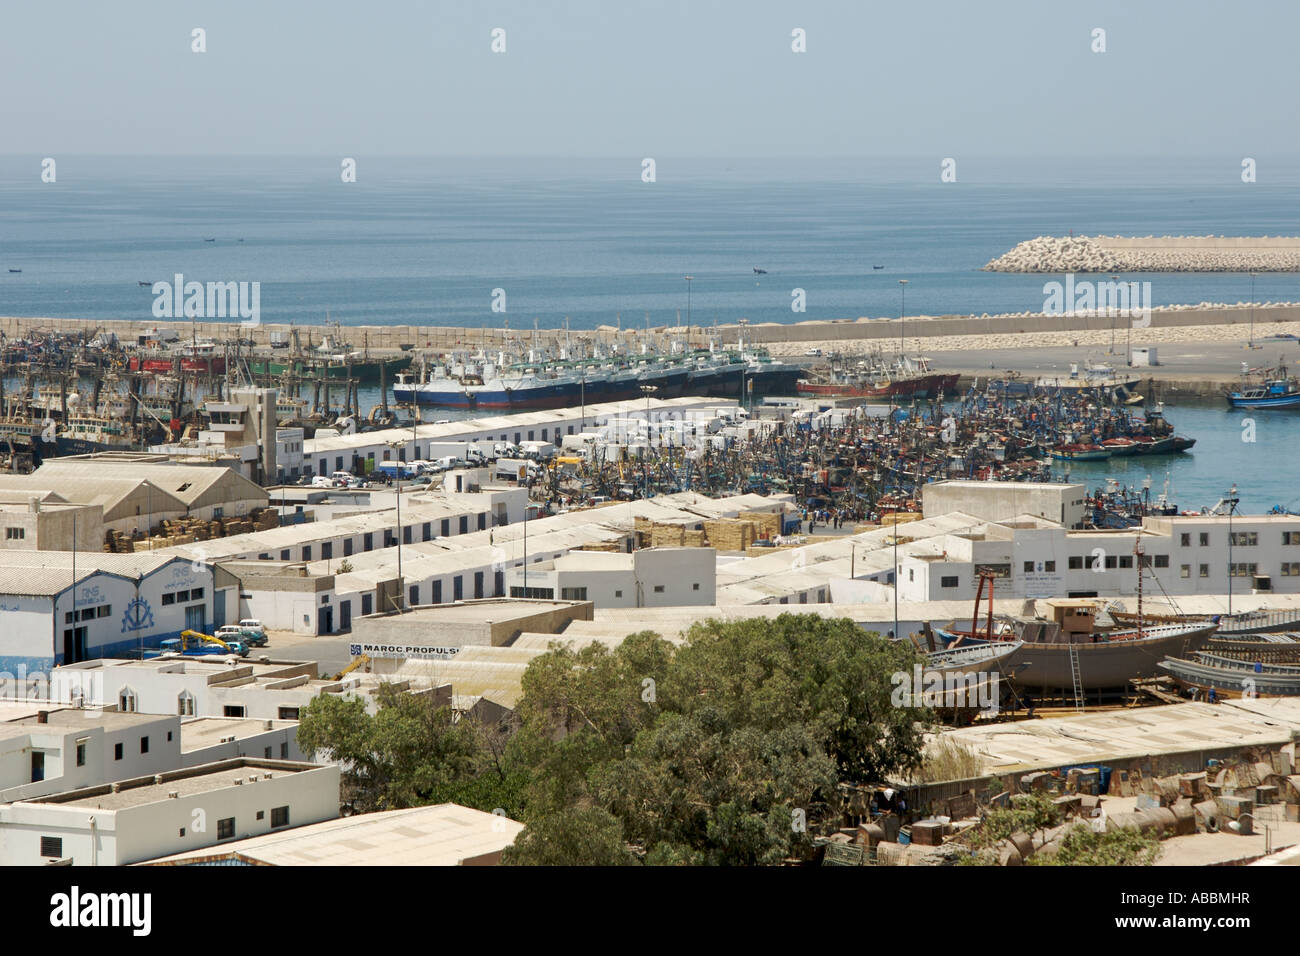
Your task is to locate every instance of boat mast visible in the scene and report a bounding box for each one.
[1134,530,1144,639]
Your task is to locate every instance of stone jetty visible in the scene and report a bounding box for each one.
[984,235,1300,273]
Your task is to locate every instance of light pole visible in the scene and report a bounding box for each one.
[640,384,658,497]
[898,279,909,360]
[684,276,693,327]
[1249,272,1258,349]
[388,439,405,611]
[1225,483,1239,615]
[892,514,899,641]
[1109,274,1119,355]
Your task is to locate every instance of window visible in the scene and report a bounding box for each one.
[1199,533,1210,546]
[302,545,312,561]
[1044,561,1056,573]
[453,576,463,601]
[1285,532,1300,546]
[1230,532,1258,547]
[441,519,450,537]
[560,587,588,600]
[409,584,419,607]
[178,691,195,716]
[1104,555,1118,570]
[1199,564,1209,578]
[614,589,623,598]
[257,811,265,820]
[119,688,137,713]
[1068,556,1083,570]
[1118,556,1133,569]
[224,705,246,718]
[1154,555,1169,568]
[280,742,289,759]
[1282,563,1300,576]
[692,582,700,591]
[40,836,61,858]
[321,542,332,560]
[941,576,959,588]
[140,736,149,754]
[1023,561,1034,573]
[75,740,87,767]
[264,746,272,759]
[1180,565,1191,578]
[1230,563,1258,578]
[362,594,373,616]
[278,707,300,720]
[5,527,25,540]
[114,742,123,761]
[217,817,235,840]
[653,585,665,593]
[1180,533,1190,547]
[162,592,175,606]
[271,805,290,828]
[459,516,468,535]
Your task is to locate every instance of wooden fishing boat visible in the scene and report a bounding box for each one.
[1158,655,1300,698]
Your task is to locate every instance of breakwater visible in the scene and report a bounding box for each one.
[985,235,1300,273]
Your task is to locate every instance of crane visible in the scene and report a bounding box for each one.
[332,655,370,681]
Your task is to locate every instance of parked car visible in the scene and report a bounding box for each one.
[236,619,269,646]
[311,475,336,488]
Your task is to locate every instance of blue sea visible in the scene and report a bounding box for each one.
[1,155,1297,513]
[3,155,1300,330]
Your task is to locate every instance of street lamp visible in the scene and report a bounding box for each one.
[898,279,909,360]
[892,514,899,641]
[387,439,405,611]
[1225,483,1239,615]
[1249,272,1258,349]
[640,384,658,497]
[1109,275,1120,355]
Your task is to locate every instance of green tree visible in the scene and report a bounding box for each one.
[501,807,639,866]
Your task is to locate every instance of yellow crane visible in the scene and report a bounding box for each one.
[332,654,370,681]
[179,629,245,656]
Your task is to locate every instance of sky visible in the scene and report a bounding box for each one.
[1,0,1297,160]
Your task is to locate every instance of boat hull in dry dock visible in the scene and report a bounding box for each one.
[1010,624,1217,690]
[1158,655,1300,697]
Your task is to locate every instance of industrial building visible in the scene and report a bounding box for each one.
[0,757,340,866]
[0,551,216,672]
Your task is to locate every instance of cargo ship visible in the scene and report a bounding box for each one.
[796,351,958,401]
[393,339,800,410]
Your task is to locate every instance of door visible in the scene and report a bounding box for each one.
[317,607,333,635]
[185,605,206,633]
[340,601,351,631]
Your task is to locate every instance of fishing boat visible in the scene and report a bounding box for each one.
[935,555,1218,691]
[1158,655,1300,698]
[1225,362,1300,409]
[1050,442,1111,461]
[796,350,958,401]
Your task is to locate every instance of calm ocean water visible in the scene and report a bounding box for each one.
[1,156,1297,513]
[4,156,1300,330]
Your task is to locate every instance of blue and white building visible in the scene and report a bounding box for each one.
[0,552,215,674]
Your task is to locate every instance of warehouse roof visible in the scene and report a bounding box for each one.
[145,804,524,866]
[35,460,268,511]
[304,397,730,455]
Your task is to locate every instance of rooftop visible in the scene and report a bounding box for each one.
[145,803,524,866]
[33,759,318,811]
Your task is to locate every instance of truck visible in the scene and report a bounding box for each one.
[495,458,541,483]
[518,440,558,461]
[374,461,419,481]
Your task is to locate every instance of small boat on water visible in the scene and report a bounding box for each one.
[1050,442,1110,461]
[1225,362,1300,409]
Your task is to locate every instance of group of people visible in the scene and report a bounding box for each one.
[800,506,861,533]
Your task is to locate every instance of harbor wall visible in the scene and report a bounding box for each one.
[3,303,1298,352]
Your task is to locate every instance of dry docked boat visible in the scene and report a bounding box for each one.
[1158,654,1300,698]
[934,555,1218,691]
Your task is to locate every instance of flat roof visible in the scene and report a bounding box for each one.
[179,717,300,752]
[145,804,524,866]
[34,759,319,811]
[365,598,581,624]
